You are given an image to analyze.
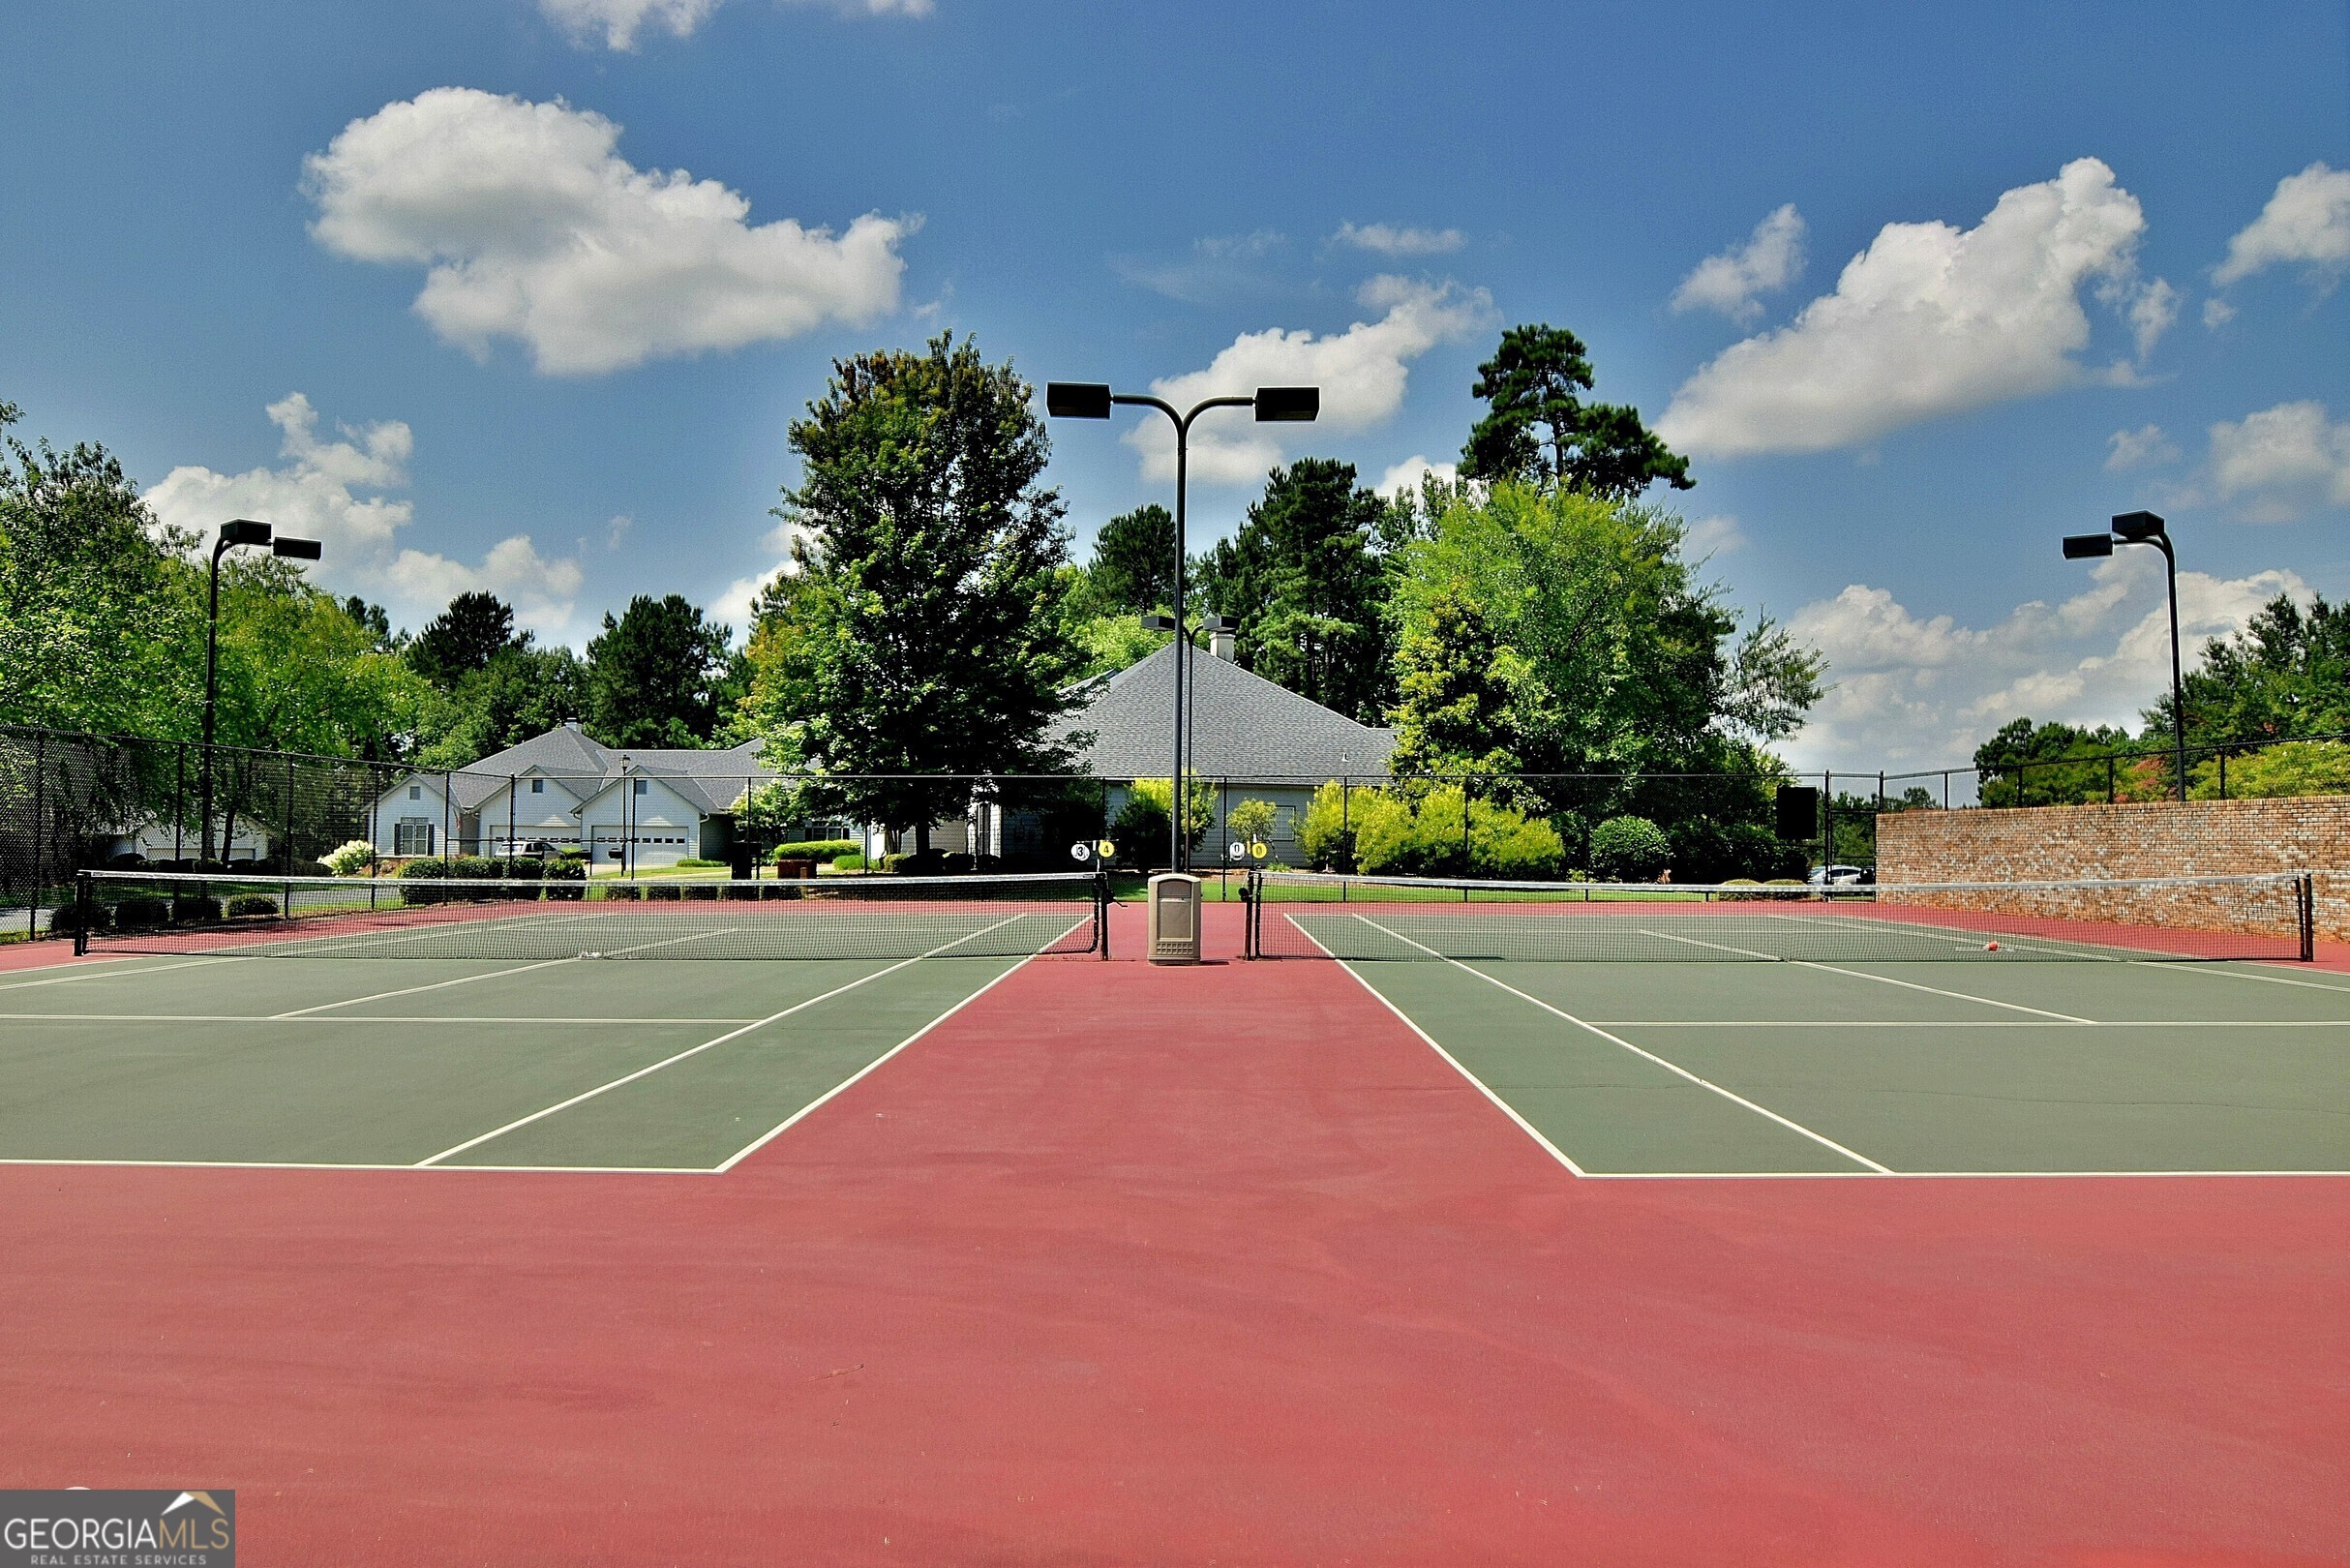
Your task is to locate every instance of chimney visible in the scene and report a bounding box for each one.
[1206,616,1239,661]
[562,718,583,732]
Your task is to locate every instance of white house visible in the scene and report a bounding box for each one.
[369,723,772,869]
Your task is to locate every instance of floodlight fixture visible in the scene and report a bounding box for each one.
[2062,533,2116,559]
[1045,382,1113,419]
[271,536,323,560]
[2111,509,2167,542]
[1139,613,1178,632]
[1204,614,1240,633]
[219,518,272,548]
[1252,386,1319,423]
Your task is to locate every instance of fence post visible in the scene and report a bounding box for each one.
[441,770,452,865]
[29,727,45,940]
[1819,769,1831,891]
[2218,751,2227,800]
[508,773,518,863]
[1341,776,1352,897]
[173,741,185,864]
[2108,755,2116,803]
[283,756,296,868]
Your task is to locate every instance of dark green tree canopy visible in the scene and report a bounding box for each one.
[1083,503,1178,616]
[1195,459,1397,725]
[587,593,735,748]
[407,591,521,688]
[2157,591,2350,744]
[765,333,1082,847]
[1461,323,1694,498]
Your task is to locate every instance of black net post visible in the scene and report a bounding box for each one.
[2300,874,2316,962]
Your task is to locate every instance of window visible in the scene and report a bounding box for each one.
[633,779,649,796]
[394,820,434,856]
[408,785,422,800]
[529,778,545,795]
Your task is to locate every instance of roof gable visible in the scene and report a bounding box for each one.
[1050,644,1395,780]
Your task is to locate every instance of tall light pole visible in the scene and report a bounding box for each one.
[2064,510,2186,801]
[1047,381,1318,871]
[200,520,323,863]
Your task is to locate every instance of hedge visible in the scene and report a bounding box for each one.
[226,893,279,918]
[775,840,860,860]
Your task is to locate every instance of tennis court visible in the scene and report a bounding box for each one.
[1250,870,2350,1177]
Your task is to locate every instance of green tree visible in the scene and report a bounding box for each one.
[1387,581,1534,781]
[407,591,522,688]
[1392,482,1821,795]
[766,334,1083,853]
[0,407,202,735]
[412,644,591,768]
[1461,324,1693,498]
[1084,504,1178,616]
[1972,717,2143,806]
[2154,592,2350,746]
[586,593,736,748]
[1194,459,1397,724]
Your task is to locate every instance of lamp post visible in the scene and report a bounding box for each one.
[1047,381,1318,871]
[2064,510,2186,801]
[199,520,323,864]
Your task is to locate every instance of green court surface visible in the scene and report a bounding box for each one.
[1337,954,2350,1177]
[0,950,1025,1171]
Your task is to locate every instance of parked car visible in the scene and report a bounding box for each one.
[1808,863,1875,886]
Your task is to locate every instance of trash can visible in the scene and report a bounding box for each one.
[1147,872,1202,965]
[729,847,755,881]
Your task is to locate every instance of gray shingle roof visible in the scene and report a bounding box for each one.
[407,729,771,814]
[1050,644,1395,781]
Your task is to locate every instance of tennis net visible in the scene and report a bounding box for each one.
[1245,870,2317,964]
[72,869,1108,961]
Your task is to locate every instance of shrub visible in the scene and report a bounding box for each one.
[397,859,450,906]
[1110,791,1171,867]
[450,855,499,891]
[681,884,718,901]
[499,858,544,900]
[601,883,642,901]
[1223,798,1280,853]
[226,893,279,918]
[775,839,860,861]
[542,859,587,901]
[113,895,169,929]
[1589,815,1672,882]
[1348,786,1564,878]
[676,858,723,869]
[831,852,867,872]
[879,853,914,875]
[2190,739,2350,799]
[647,883,683,901]
[47,903,107,937]
[171,894,224,924]
[1299,781,1391,870]
[321,840,378,877]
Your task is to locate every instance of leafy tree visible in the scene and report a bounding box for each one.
[413,644,591,768]
[0,408,201,735]
[343,596,396,643]
[1194,459,1397,724]
[2153,591,2350,746]
[763,334,1083,852]
[586,593,736,748]
[1350,786,1563,877]
[407,591,521,687]
[1589,814,1672,880]
[1972,717,2142,806]
[1391,483,1822,813]
[2190,739,2350,799]
[1461,324,1693,498]
[1387,581,1535,782]
[1084,504,1178,616]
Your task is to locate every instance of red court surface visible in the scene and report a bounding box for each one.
[2,903,2344,1564]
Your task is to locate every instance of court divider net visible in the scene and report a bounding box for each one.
[71,868,1109,961]
[1243,869,2317,964]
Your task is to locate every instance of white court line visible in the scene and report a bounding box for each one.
[413,915,1029,1166]
[1788,960,2091,1022]
[1578,1166,2350,1180]
[1343,913,1890,1174]
[1281,914,1587,1176]
[272,957,582,1018]
[0,956,248,992]
[0,1155,724,1175]
[711,918,1088,1172]
[0,1013,763,1025]
[2147,962,2350,995]
[1580,1018,2350,1029]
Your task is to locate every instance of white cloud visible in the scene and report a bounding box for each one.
[1669,204,1806,324]
[1375,455,1459,498]
[1124,276,1494,485]
[1658,160,2161,457]
[1331,221,1466,257]
[2201,296,2236,330]
[1682,514,1746,558]
[2212,162,2350,288]
[710,520,809,635]
[146,394,586,633]
[539,0,930,50]
[2123,276,2177,360]
[304,88,914,375]
[2205,401,2350,522]
[2104,423,2178,471]
[1112,230,1287,305]
[1782,552,2307,769]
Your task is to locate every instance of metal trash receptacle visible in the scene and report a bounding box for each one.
[1147,872,1202,965]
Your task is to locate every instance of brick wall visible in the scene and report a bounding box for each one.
[1877,796,2350,942]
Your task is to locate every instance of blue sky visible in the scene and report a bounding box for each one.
[2,1,2344,770]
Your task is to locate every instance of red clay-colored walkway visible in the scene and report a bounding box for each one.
[2,916,2344,1563]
